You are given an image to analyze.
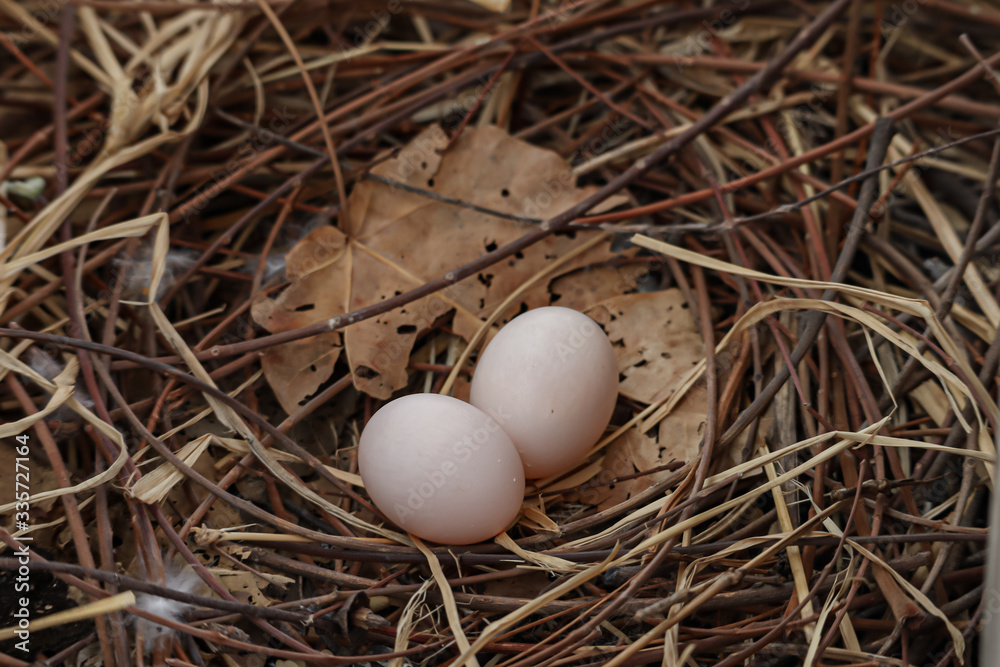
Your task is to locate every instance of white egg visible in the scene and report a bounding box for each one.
[470,306,618,478]
[358,394,525,545]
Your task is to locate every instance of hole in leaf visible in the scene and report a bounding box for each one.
[501,188,510,197]
[397,324,417,334]
[485,241,498,252]
[355,366,380,379]
[427,178,435,187]
[294,303,315,312]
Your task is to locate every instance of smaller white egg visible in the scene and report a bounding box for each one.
[358,394,525,545]
[470,306,619,478]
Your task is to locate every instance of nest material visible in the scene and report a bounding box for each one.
[0,0,999,665]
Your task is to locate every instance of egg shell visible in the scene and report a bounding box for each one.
[470,306,618,478]
[358,394,525,545]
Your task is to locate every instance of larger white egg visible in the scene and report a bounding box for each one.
[470,306,618,478]
[358,394,525,545]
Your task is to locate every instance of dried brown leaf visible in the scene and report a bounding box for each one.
[586,289,705,405]
[252,227,349,412]
[562,289,707,509]
[254,125,627,404]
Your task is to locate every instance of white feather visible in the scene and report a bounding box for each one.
[134,566,203,651]
[25,349,94,412]
[243,253,286,283]
[115,247,197,300]
[26,348,64,381]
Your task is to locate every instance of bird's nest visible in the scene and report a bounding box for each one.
[0,1,998,665]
